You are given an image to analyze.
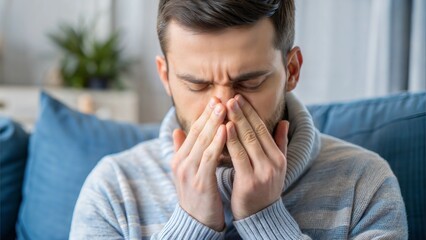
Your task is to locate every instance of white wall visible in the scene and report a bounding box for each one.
[2,1,422,122]
[0,0,112,85]
[0,0,171,123]
[113,0,171,123]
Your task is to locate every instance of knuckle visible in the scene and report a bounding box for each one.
[254,123,268,137]
[228,134,239,144]
[171,160,178,173]
[171,155,182,173]
[245,180,257,191]
[242,130,257,143]
[236,148,247,160]
[202,149,215,162]
[257,165,277,180]
[191,178,207,193]
[257,172,274,185]
[275,155,287,170]
[264,168,276,178]
[190,123,202,136]
[197,134,210,148]
[176,168,188,182]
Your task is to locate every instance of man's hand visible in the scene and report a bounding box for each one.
[225,95,289,220]
[171,97,227,231]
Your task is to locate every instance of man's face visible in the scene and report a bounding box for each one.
[157,18,299,138]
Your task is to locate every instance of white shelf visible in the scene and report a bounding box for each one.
[0,86,139,131]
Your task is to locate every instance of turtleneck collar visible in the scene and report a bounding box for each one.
[158,92,321,202]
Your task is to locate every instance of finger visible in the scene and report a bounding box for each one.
[171,129,188,179]
[197,125,226,179]
[226,98,267,169]
[173,129,186,153]
[187,104,226,167]
[178,97,220,156]
[234,94,279,159]
[274,120,289,157]
[226,122,253,175]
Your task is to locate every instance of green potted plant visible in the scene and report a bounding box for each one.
[48,22,133,89]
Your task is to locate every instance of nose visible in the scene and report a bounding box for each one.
[214,85,235,105]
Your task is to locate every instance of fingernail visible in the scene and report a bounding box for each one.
[228,123,236,138]
[236,95,244,106]
[231,99,239,111]
[214,104,223,115]
[209,98,216,108]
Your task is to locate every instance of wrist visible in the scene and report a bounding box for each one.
[181,204,225,231]
[232,197,281,220]
[160,204,225,239]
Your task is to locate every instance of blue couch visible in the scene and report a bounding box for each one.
[1,91,425,239]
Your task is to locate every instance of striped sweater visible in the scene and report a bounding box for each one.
[70,93,408,239]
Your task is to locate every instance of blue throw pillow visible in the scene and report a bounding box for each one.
[0,118,29,240]
[308,91,426,240]
[17,92,160,240]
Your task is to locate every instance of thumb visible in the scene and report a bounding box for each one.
[274,120,289,156]
[172,129,186,153]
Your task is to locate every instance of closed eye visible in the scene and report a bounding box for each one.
[186,82,211,92]
[176,73,212,92]
[235,78,266,91]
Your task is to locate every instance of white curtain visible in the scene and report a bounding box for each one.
[408,0,426,91]
[294,0,425,104]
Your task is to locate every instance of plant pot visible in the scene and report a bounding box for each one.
[88,77,108,90]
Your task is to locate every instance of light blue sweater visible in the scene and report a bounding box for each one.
[70,93,408,239]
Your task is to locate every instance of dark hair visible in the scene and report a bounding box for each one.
[157,0,295,59]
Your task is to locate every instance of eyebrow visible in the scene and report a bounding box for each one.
[176,74,210,84]
[176,70,271,84]
[232,70,271,82]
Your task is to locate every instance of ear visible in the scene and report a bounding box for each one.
[285,47,303,92]
[156,55,172,96]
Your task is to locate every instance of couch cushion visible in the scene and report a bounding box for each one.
[307,91,426,239]
[0,118,29,240]
[17,92,160,240]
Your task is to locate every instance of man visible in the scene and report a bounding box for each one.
[70,0,408,239]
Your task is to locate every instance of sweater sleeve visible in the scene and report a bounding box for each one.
[233,176,407,240]
[233,199,312,240]
[150,204,225,239]
[69,156,225,240]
